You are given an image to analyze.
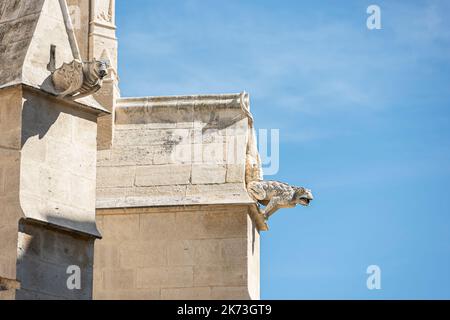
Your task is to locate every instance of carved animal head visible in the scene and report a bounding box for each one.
[293,187,314,206]
[83,59,109,82]
[94,59,109,79]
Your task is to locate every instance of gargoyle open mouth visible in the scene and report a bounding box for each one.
[299,198,311,206]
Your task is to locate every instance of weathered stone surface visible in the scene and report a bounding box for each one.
[15,221,95,300]
[174,209,247,240]
[94,205,260,300]
[161,287,211,300]
[101,214,139,242]
[97,166,135,188]
[191,164,226,185]
[119,242,167,268]
[102,269,135,291]
[97,93,255,208]
[211,286,250,300]
[167,240,195,266]
[135,165,191,187]
[139,212,176,240]
[0,87,22,149]
[0,0,45,88]
[137,266,193,289]
[194,265,247,287]
[19,89,100,237]
[2,0,267,302]
[95,288,161,300]
[94,243,119,268]
[226,164,246,183]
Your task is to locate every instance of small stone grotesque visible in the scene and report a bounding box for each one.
[52,58,109,99]
[247,180,314,220]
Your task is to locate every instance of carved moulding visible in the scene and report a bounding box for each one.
[51,58,109,100]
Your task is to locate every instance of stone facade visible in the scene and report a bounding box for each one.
[0,0,272,300]
[16,220,94,300]
[94,94,264,300]
[97,94,256,208]
[94,205,259,300]
[0,0,106,300]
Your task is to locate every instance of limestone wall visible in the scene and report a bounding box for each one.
[0,0,46,89]
[20,89,100,237]
[1,85,103,300]
[16,220,94,300]
[94,93,262,300]
[97,94,253,208]
[94,205,260,300]
[0,86,22,299]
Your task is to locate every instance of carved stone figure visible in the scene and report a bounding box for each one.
[247,180,314,220]
[52,58,108,99]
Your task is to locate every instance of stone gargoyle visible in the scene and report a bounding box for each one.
[51,58,109,99]
[247,180,314,220]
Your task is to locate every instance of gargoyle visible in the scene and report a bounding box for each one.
[247,180,314,220]
[51,58,109,99]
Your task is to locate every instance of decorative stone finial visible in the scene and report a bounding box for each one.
[51,58,109,99]
[247,180,314,220]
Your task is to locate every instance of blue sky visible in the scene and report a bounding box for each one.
[116,0,450,299]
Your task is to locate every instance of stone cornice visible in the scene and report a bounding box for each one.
[96,202,268,232]
[117,93,247,110]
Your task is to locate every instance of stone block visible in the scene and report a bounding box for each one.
[20,135,47,163]
[97,166,135,188]
[175,210,247,240]
[226,164,245,183]
[167,240,195,266]
[97,114,114,150]
[110,146,155,166]
[70,175,96,211]
[94,243,119,269]
[194,265,246,287]
[95,288,161,300]
[119,242,167,268]
[211,286,250,300]
[102,269,136,291]
[0,87,22,149]
[137,266,193,289]
[0,256,17,281]
[139,212,176,240]
[161,287,211,300]
[192,239,222,266]
[39,228,94,267]
[202,143,226,164]
[3,163,19,194]
[96,187,128,200]
[222,238,247,266]
[73,117,97,149]
[191,164,226,184]
[185,183,250,203]
[0,167,4,195]
[16,258,92,300]
[101,214,140,242]
[135,165,191,186]
[114,128,191,147]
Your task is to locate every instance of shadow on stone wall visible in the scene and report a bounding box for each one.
[20,96,60,146]
[15,218,95,300]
